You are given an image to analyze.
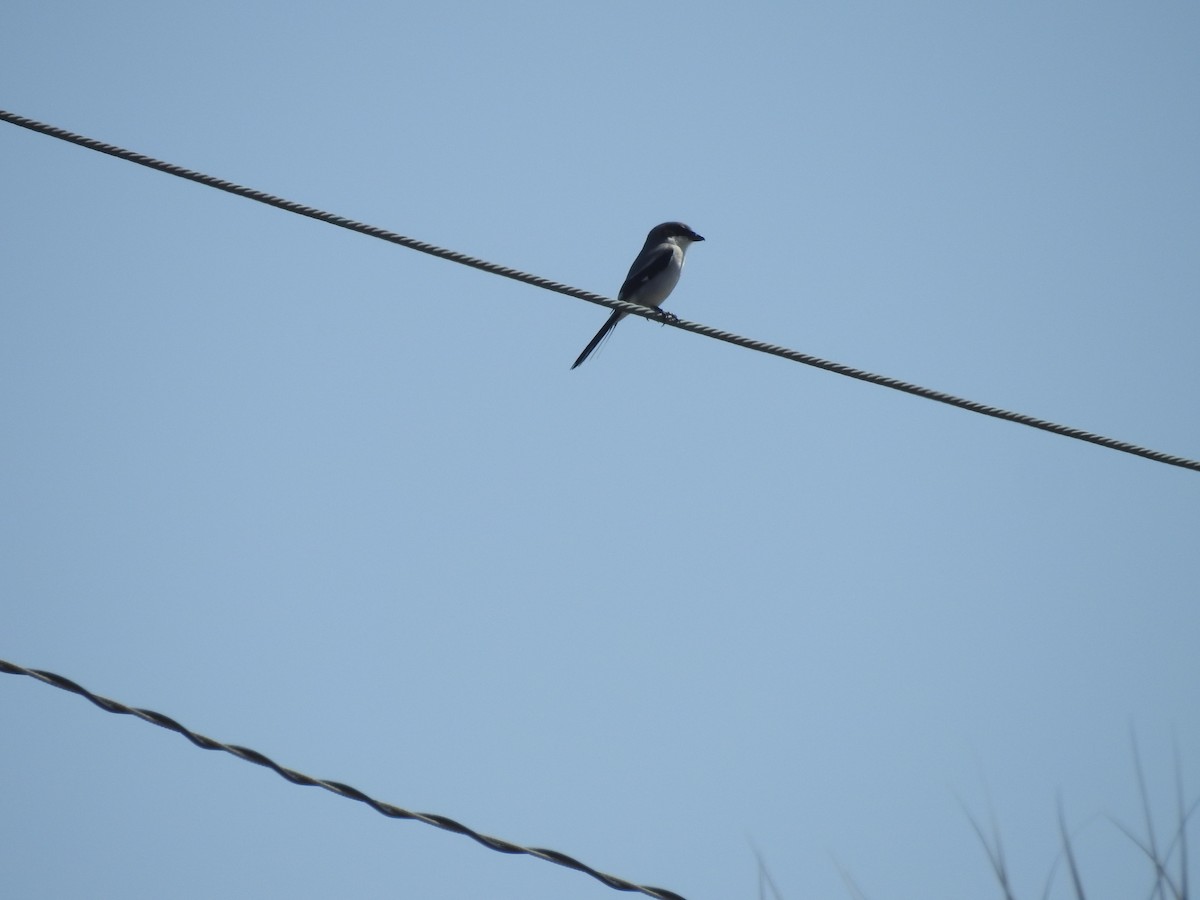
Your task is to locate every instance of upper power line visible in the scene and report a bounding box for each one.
[2,108,1196,473]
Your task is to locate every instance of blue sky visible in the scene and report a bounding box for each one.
[3,2,1198,898]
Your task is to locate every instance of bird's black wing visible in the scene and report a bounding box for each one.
[617,245,673,303]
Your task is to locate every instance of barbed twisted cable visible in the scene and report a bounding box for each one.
[3,108,1197,473]
[0,657,687,900]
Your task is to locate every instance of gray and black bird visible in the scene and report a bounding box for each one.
[571,221,704,369]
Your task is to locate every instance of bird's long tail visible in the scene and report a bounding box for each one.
[570,309,625,369]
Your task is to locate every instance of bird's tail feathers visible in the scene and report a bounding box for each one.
[570,310,625,369]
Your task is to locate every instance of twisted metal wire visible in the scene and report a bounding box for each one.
[3,108,1197,473]
[0,657,687,900]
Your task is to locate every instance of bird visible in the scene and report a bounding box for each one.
[571,221,704,369]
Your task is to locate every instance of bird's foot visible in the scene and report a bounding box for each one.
[657,309,680,326]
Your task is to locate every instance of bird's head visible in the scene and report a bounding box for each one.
[649,221,705,246]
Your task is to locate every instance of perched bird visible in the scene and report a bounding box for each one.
[571,221,704,369]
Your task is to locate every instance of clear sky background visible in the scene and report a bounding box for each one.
[3,3,1198,899]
